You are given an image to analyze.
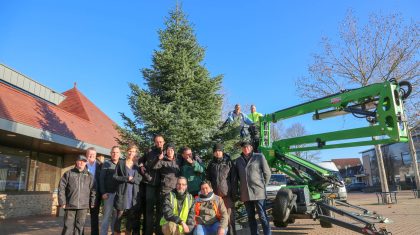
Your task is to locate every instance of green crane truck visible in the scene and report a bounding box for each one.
[252,79,411,235]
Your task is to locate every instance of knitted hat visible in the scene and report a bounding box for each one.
[213,143,224,152]
[165,143,176,150]
[240,140,252,147]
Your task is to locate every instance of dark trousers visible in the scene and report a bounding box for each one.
[144,184,162,235]
[90,202,100,235]
[62,209,88,235]
[244,200,271,235]
[114,208,140,234]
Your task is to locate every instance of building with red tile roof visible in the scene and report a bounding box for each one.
[0,64,120,218]
[331,158,362,170]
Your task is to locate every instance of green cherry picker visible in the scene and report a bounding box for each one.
[252,79,412,235]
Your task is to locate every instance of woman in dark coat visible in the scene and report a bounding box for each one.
[113,145,142,235]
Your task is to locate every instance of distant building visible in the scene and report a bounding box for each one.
[0,64,120,219]
[331,158,364,184]
[360,127,420,188]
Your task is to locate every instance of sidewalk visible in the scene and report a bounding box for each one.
[1,191,419,234]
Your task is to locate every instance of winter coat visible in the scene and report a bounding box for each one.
[113,160,142,211]
[161,190,195,231]
[190,193,229,229]
[58,167,96,209]
[227,111,253,126]
[206,154,238,200]
[152,156,180,194]
[180,159,205,195]
[99,160,119,194]
[235,152,271,202]
[139,147,162,186]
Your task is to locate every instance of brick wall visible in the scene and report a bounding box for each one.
[0,193,56,219]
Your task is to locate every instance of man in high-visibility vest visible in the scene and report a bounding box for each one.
[161,177,195,235]
[247,105,263,124]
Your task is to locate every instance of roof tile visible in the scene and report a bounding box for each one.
[0,82,119,148]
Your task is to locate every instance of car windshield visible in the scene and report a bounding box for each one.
[269,174,287,186]
[331,171,343,181]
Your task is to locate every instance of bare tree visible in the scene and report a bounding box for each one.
[271,122,284,141]
[284,123,320,162]
[296,11,419,125]
[296,11,419,199]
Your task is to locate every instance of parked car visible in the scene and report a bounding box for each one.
[346,182,367,192]
[266,174,287,199]
[317,161,347,201]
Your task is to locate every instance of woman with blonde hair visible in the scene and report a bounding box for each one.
[113,145,142,235]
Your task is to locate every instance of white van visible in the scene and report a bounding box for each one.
[318,161,347,201]
[266,174,287,199]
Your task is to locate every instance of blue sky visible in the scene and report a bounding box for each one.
[1,1,418,161]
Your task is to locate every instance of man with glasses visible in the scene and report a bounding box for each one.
[179,147,204,196]
[160,177,194,235]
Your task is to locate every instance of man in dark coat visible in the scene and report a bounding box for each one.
[235,141,271,235]
[58,155,96,235]
[160,177,195,235]
[139,135,165,235]
[85,147,102,235]
[99,146,120,235]
[206,143,238,235]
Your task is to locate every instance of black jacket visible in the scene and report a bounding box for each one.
[99,160,118,195]
[58,167,96,209]
[162,190,195,231]
[113,160,142,211]
[206,154,238,200]
[152,156,180,194]
[139,147,162,186]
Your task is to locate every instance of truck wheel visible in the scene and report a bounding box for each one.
[319,206,333,228]
[272,189,293,227]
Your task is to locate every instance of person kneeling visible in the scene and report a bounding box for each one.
[192,181,229,235]
[161,177,195,235]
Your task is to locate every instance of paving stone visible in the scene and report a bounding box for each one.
[0,191,419,234]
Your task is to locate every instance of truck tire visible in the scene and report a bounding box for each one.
[272,189,293,227]
[319,205,333,228]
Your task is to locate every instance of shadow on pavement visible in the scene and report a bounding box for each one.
[0,215,91,235]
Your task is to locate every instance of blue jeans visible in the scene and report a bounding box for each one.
[193,222,227,235]
[100,193,116,235]
[244,200,271,235]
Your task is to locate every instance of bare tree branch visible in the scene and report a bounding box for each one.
[296,11,419,125]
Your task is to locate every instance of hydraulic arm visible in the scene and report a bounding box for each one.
[254,79,411,235]
[258,80,410,188]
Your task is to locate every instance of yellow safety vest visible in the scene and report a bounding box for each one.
[160,192,193,234]
[248,112,263,123]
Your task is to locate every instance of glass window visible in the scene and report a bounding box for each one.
[35,153,62,192]
[401,152,412,166]
[0,146,29,192]
[269,174,287,185]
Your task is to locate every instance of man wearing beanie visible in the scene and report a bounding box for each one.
[235,141,271,235]
[205,143,238,235]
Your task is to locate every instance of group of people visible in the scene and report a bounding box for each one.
[58,104,272,235]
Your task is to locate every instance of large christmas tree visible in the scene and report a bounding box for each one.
[117,6,223,152]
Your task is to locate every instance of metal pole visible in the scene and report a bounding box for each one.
[373,142,391,203]
[408,128,420,193]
